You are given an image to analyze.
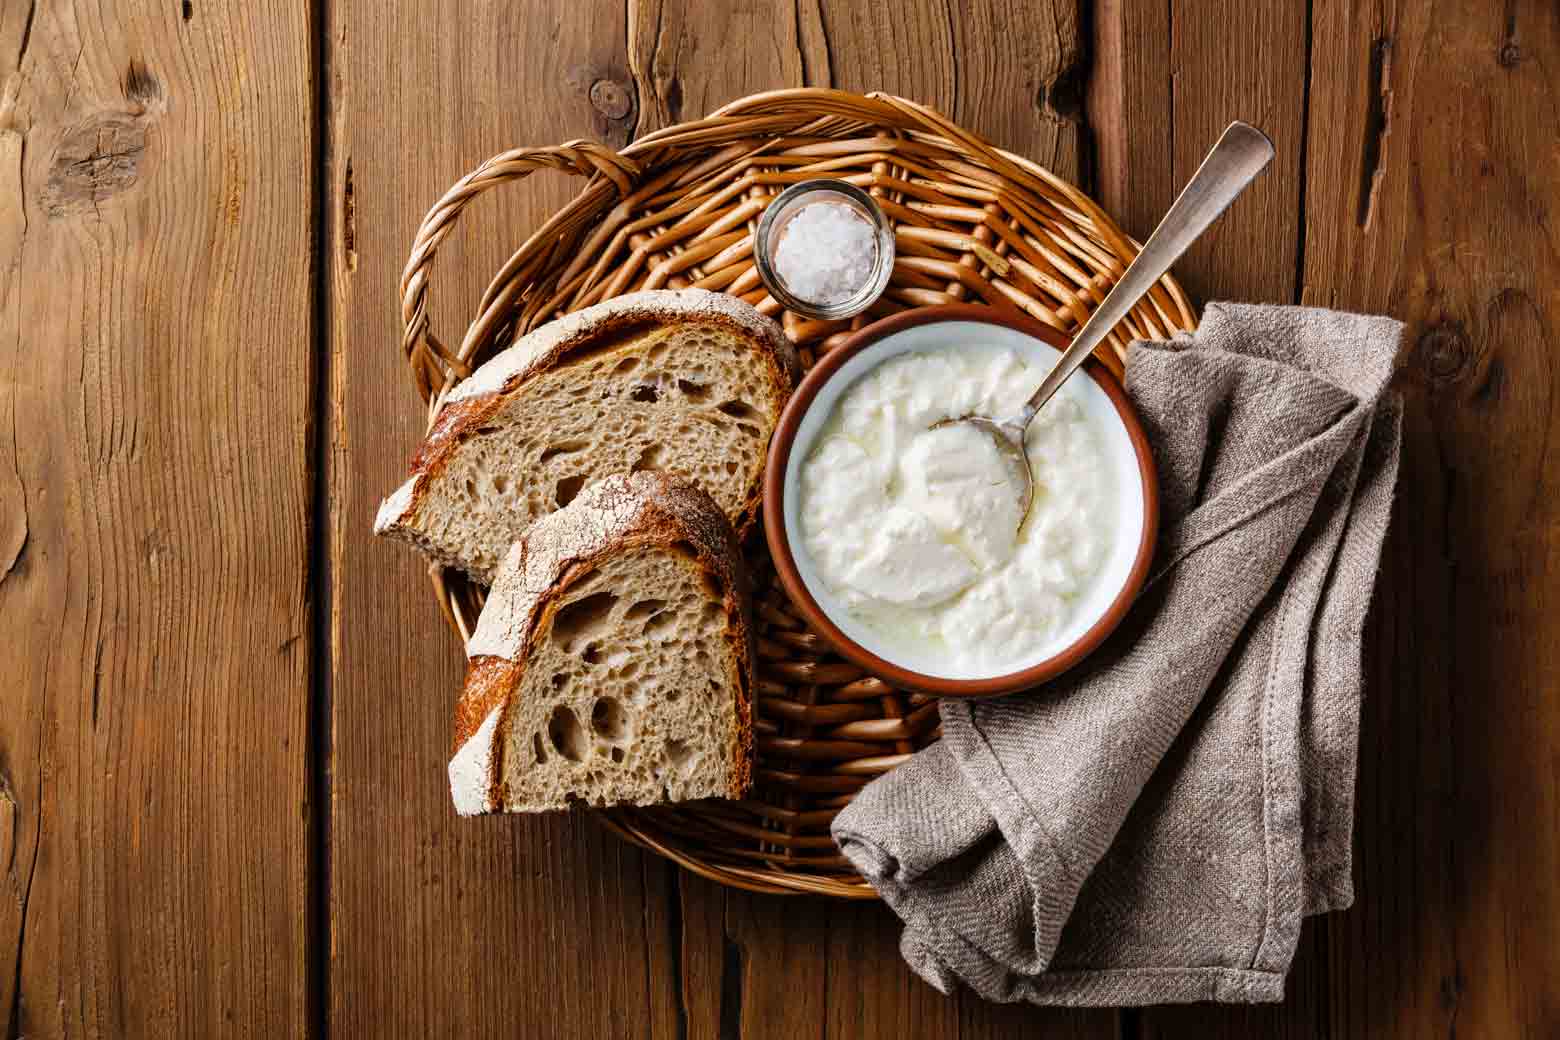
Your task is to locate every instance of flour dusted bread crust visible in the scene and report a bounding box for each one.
[449,473,755,815]
[375,289,797,584]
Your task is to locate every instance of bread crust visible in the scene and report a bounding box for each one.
[450,472,756,814]
[376,289,797,563]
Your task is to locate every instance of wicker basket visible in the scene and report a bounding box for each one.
[399,88,1197,898]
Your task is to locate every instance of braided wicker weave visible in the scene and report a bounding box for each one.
[398,88,1197,897]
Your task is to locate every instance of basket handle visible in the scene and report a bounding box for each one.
[398,141,641,405]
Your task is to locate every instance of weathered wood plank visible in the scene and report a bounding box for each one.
[837,0,1083,182]
[1298,1,1560,1035]
[625,3,1110,1037]
[671,876,1118,1039]
[1095,0,1316,1033]
[1086,0,1174,234]
[1091,0,1308,304]
[1132,0,1560,1036]
[330,0,1114,1034]
[325,1,686,1036]
[0,2,313,1035]
[630,0,1084,185]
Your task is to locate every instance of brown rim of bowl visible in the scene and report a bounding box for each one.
[763,303,1160,698]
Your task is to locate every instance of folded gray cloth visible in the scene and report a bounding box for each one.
[833,303,1404,1006]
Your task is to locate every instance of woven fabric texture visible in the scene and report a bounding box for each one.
[833,303,1405,1005]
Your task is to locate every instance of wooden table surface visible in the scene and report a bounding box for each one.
[3,1,1556,1036]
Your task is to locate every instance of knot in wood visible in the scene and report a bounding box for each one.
[589,79,633,121]
[125,60,165,111]
[1412,319,1475,387]
[42,115,148,217]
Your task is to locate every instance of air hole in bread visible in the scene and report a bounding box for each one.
[736,422,761,439]
[551,674,568,691]
[700,601,725,634]
[551,590,618,651]
[643,611,678,640]
[664,738,693,770]
[677,379,711,402]
[539,439,590,465]
[554,473,588,507]
[493,473,509,493]
[547,705,585,762]
[717,399,758,420]
[610,746,625,763]
[532,732,547,764]
[646,341,670,363]
[582,643,602,665]
[591,696,629,741]
[669,540,697,559]
[464,478,478,500]
[625,598,667,622]
[612,356,641,375]
[722,460,738,475]
[630,384,660,403]
[630,444,665,473]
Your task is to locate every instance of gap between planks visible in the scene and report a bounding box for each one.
[307,0,337,1037]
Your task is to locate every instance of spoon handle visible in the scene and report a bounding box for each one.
[1014,121,1275,426]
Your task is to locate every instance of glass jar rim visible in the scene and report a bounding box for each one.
[753,179,896,321]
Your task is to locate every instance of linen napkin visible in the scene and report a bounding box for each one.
[832,303,1404,1006]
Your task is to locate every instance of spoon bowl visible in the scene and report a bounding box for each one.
[941,120,1274,531]
[929,414,1035,521]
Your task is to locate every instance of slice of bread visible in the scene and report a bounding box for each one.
[376,288,798,584]
[449,472,755,815]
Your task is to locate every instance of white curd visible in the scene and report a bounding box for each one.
[798,344,1118,676]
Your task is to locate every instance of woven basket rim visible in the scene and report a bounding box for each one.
[395,88,1197,898]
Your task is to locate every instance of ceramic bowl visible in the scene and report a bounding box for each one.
[763,304,1159,698]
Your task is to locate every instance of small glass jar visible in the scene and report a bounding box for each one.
[753,179,895,321]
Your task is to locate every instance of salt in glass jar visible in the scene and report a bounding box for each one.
[753,179,895,321]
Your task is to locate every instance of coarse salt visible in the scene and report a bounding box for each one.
[773,201,878,305]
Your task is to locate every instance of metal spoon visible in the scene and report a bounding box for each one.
[936,121,1275,526]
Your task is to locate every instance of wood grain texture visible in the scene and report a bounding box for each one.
[0,1,313,1036]
[1091,0,1308,304]
[1136,1,1560,1036]
[629,0,1084,180]
[8,0,1550,1034]
[326,1,683,1037]
[1090,1,1319,1035]
[331,0,1113,1035]
[1099,12,1311,1028]
[668,875,1115,1039]
[1086,0,1173,233]
[1300,1,1559,1035]
[630,4,1109,1037]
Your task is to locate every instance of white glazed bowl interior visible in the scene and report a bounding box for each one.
[780,320,1149,681]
